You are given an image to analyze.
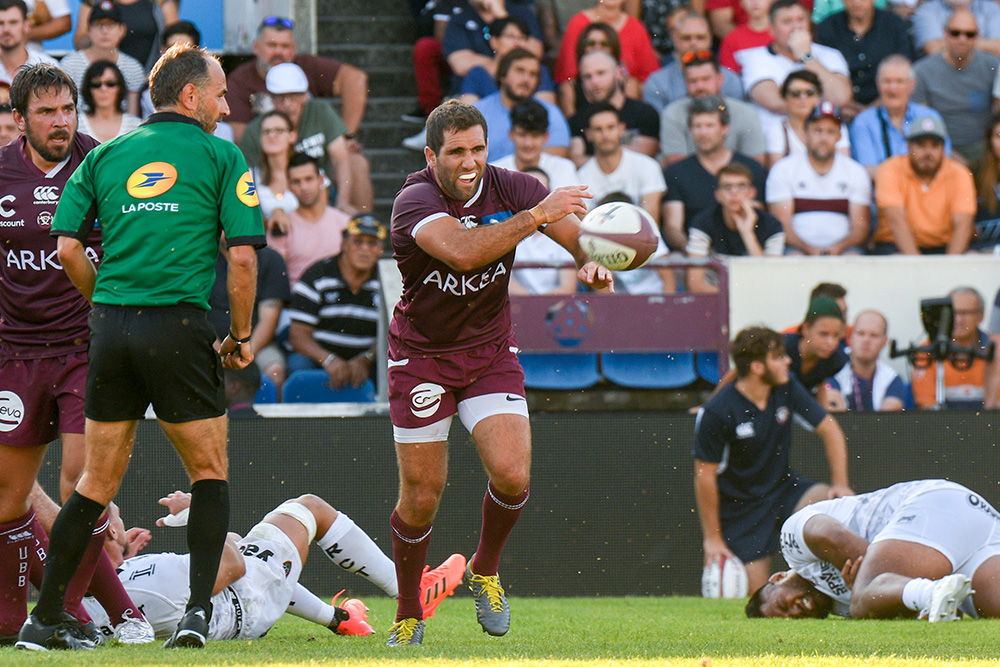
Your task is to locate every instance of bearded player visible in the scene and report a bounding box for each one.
[386,100,613,646]
[746,479,1000,622]
[0,63,151,647]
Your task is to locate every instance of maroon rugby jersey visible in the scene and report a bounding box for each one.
[390,165,547,355]
[0,133,101,358]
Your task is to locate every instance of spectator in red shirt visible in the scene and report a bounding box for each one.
[718,0,775,73]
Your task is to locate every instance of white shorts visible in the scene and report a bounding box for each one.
[227,522,303,639]
[392,392,529,443]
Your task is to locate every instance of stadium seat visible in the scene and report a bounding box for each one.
[520,353,601,390]
[600,352,697,389]
[282,370,376,403]
[254,374,278,404]
[696,352,721,385]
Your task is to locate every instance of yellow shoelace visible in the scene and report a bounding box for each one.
[389,618,419,643]
[472,574,506,613]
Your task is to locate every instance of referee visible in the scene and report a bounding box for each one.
[18,44,265,651]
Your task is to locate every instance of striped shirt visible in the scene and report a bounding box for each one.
[288,255,379,360]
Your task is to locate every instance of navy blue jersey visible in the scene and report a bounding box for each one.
[783,332,849,391]
[693,378,827,502]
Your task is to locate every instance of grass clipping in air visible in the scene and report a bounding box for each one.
[6,597,1000,666]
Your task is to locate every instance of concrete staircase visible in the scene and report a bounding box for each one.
[316,0,427,223]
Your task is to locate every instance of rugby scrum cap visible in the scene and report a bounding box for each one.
[907,115,947,143]
[266,63,309,95]
[345,213,388,241]
[805,100,841,125]
[89,0,123,24]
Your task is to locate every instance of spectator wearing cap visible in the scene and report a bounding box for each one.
[872,115,976,254]
[0,101,16,144]
[766,101,871,255]
[663,96,767,252]
[239,62,373,216]
[0,0,57,86]
[740,0,852,138]
[73,0,178,73]
[490,98,579,189]
[287,214,387,389]
[268,152,351,288]
[59,0,145,116]
[766,70,852,169]
[913,7,999,165]
[850,55,951,179]
[226,15,368,147]
[659,51,765,167]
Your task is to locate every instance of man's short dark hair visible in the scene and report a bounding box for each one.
[510,99,548,133]
[716,161,754,186]
[0,0,28,19]
[287,151,320,175]
[149,43,215,109]
[781,69,822,98]
[425,99,487,155]
[770,0,804,22]
[688,95,729,127]
[730,326,784,377]
[496,46,538,83]
[9,63,77,116]
[745,584,770,618]
[489,16,529,41]
[81,60,126,113]
[585,101,620,127]
[162,20,202,47]
[810,282,847,302]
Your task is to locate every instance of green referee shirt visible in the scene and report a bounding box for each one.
[52,112,266,310]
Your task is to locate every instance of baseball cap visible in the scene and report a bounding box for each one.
[344,213,388,241]
[805,100,841,125]
[906,115,947,143]
[265,63,308,95]
[805,296,845,323]
[89,0,123,24]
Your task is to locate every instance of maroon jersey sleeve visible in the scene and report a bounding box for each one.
[225,61,264,125]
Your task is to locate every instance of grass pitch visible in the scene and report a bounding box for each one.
[3,597,999,666]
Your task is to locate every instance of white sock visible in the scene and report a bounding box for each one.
[902,577,936,611]
[316,511,398,598]
[286,583,336,626]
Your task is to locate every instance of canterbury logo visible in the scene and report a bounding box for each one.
[33,186,59,202]
[410,382,444,419]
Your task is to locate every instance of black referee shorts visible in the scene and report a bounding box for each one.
[86,304,225,423]
[719,471,817,564]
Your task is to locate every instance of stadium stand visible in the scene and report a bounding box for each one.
[520,352,603,390]
[600,352,699,389]
[282,370,377,403]
[255,374,279,404]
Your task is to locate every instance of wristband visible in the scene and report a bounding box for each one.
[322,353,338,368]
[230,330,251,344]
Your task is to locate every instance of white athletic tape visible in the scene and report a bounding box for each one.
[264,501,317,542]
[160,507,189,527]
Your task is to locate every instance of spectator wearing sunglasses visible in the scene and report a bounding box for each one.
[913,8,999,164]
[77,59,141,142]
[226,15,368,148]
[913,0,1000,57]
[660,50,765,166]
[73,0,179,73]
[60,1,144,116]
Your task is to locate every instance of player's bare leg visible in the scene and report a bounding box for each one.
[793,483,832,511]
[849,539,953,619]
[742,557,772,594]
[468,413,531,637]
[970,555,1000,617]
[159,416,229,648]
[59,433,85,504]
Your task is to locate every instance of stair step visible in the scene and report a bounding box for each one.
[319,16,416,46]
[365,67,418,97]
[320,43,413,70]
[362,96,426,123]
[318,0,413,18]
[367,147,427,173]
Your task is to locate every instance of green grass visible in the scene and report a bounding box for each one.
[4,597,1000,666]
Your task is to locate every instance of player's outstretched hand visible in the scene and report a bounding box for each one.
[578,261,615,293]
[535,185,593,224]
[828,484,855,499]
[219,334,255,369]
[156,490,192,527]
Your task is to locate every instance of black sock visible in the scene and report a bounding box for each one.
[34,492,105,624]
[186,479,229,618]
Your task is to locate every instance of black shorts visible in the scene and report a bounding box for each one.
[86,304,225,423]
[719,471,817,564]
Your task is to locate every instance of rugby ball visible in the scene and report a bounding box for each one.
[577,202,658,271]
[701,555,749,599]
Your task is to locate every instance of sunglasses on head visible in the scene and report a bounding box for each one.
[262,16,294,29]
[90,80,119,89]
[681,49,714,65]
[948,28,977,38]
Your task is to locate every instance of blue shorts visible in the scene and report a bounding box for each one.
[719,471,817,563]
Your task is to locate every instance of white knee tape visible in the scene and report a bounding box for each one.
[264,501,317,542]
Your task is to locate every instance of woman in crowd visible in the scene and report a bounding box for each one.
[253,110,300,235]
[74,0,178,72]
[554,0,659,115]
[557,23,642,117]
[783,297,849,404]
[766,70,850,168]
[973,112,1000,253]
[77,60,141,143]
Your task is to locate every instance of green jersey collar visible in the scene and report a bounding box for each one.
[141,111,203,129]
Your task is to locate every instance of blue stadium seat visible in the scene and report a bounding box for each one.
[520,353,601,390]
[282,370,376,403]
[696,352,721,385]
[254,374,278,404]
[600,352,697,389]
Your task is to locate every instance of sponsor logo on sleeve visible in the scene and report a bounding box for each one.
[0,391,25,432]
[126,162,178,199]
[410,382,445,419]
[236,170,260,207]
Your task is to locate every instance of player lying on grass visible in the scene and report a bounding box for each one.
[745,479,1000,621]
[31,488,464,643]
